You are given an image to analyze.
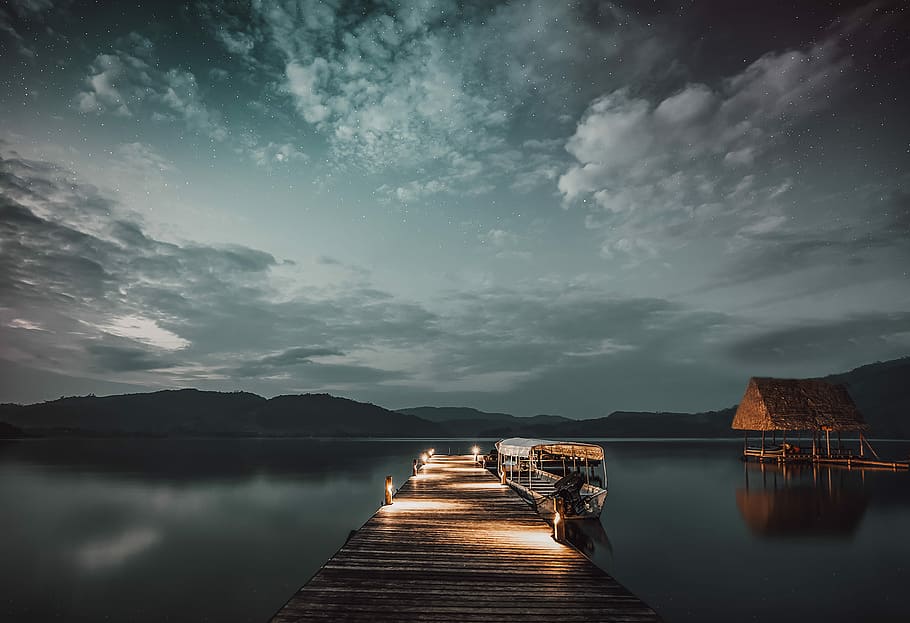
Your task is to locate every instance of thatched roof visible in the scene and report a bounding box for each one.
[731,377,868,432]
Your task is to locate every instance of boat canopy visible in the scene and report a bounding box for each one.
[495,437,604,461]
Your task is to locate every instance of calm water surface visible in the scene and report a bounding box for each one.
[1,438,908,622]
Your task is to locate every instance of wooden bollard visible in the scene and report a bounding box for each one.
[500,469,507,485]
[412,459,419,476]
[553,500,566,542]
[384,475,393,505]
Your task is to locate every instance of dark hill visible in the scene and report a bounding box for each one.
[822,357,910,438]
[396,406,571,437]
[0,389,439,437]
[0,389,264,435]
[397,406,515,424]
[0,420,25,438]
[538,409,735,438]
[0,356,906,438]
[254,394,438,437]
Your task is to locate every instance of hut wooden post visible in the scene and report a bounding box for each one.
[760,430,765,456]
[825,430,831,457]
[859,433,865,457]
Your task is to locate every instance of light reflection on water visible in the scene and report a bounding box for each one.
[1,438,908,622]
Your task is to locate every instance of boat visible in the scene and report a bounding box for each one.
[494,437,608,520]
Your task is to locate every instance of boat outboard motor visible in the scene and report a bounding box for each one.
[553,471,586,516]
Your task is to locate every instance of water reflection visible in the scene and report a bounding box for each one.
[564,518,612,558]
[0,438,472,623]
[1,439,908,623]
[736,463,868,538]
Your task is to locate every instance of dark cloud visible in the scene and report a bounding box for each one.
[729,313,910,368]
[86,344,176,372]
[231,346,343,377]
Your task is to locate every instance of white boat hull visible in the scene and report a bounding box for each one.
[506,480,607,520]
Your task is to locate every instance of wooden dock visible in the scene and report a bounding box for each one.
[270,454,660,622]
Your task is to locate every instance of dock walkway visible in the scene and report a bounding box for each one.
[271,454,660,622]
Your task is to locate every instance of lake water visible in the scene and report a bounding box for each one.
[1,438,908,622]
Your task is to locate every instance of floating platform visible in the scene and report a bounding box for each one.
[742,448,908,470]
[270,454,660,622]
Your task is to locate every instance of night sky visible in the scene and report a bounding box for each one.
[1,1,908,416]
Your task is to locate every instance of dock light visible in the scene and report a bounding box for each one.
[553,511,561,541]
[421,453,428,464]
[472,446,480,462]
[384,475,393,505]
[428,448,435,457]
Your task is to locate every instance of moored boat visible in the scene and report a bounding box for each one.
[494,437,608,520]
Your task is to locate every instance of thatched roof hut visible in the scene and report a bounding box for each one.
[731,377,868,432]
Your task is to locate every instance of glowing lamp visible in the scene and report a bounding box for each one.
[472,446,480,462]
[421,453,428,464]
[553,511,561,541]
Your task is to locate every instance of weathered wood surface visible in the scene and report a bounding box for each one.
[270,454,660,622]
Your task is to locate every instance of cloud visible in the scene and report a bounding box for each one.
[249,142,307,168]
[74,34,229,141]
[93,315,190,351]
[706,185,910,289]
[230,346,343,378]
[0,151,435,392]
[86,344,177,372]
[257,2,509,172]
[559,35,851,259]
[0,0,63,57]
[1,148,750,409]
[210,0,671,194]
[729,312,910,370]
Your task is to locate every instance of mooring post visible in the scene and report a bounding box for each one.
[412,459,419,476]
[552,507,563,543]
[500,468,507,485]
[384,475,393,505]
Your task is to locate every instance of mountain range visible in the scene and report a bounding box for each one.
[1,357,908,439]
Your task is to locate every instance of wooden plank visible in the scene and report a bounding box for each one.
[270,455,661,622]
